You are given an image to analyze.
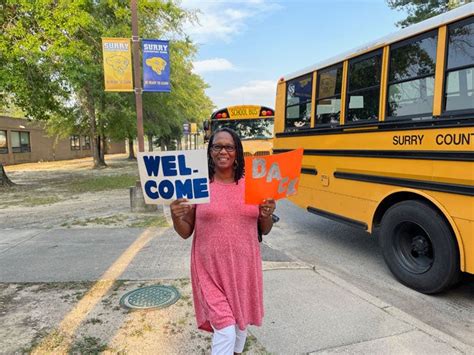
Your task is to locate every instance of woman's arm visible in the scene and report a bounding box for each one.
[170,199,196,239]
[258,198,276,235]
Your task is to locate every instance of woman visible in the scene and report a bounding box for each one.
[170,127,276,355]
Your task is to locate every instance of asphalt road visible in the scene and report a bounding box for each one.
[267,199,474,347]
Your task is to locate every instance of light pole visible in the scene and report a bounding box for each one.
[131,0,144,153]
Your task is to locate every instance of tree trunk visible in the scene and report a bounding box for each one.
[85,88,106,168]
[94,134,107,168]
[147,134,153,152]
[159,137,166,151]
[101,135,107,159]
[128,137,136,160]
[0,163,14,187]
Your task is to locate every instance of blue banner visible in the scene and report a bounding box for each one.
[142,39,171,92]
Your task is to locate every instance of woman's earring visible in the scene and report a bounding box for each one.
[233,160,238,169]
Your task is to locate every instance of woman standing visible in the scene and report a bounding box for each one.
[170,127,276,354]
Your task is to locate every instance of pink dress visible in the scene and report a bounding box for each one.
[191,178,263,332]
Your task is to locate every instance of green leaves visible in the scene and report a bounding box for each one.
[1,0,213,156]
[386,0,466,28]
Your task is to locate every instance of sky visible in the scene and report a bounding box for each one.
[180,0,408,111]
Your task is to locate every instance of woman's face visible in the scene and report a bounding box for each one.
[210,131,237,172]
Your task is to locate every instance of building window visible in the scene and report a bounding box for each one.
[82,136,91,150]
[444,16,474,114]
[285,74,313,131]
[11,131,31,153]
[346,50,382,123]
[387,30,438,120]
[316,63,343,126]
[0,130,7,154]
[70,135,80,150]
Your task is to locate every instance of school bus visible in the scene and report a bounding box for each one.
[203,105,274,156]
[273,4,474,293]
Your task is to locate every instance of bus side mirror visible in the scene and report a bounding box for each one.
[203,120,209,131]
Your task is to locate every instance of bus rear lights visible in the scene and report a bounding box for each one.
[216,113,227,119]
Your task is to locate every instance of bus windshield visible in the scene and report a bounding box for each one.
[211,118,274,140]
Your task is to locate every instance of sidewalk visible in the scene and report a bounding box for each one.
[257,264,472,354]
[0,227,472,354]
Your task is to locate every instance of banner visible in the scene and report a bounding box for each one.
[137,150,209,205]
[244,148,304,204]
[142,39,171,92]
[101,38,133,92]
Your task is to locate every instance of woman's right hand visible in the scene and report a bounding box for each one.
[170,198,193,219]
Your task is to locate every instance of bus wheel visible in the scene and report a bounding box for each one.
[380,200,459,294]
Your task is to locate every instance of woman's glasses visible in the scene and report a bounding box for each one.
[211,144,236,152]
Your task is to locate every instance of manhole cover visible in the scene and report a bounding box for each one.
[120,285,180,310]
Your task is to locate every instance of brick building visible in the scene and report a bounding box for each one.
[0,116,126,165]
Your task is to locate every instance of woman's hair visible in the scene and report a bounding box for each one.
[207,127,245,183]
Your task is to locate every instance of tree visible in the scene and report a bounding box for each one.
[1,1,211,168]
[387,0,472,27]
[143,39,214,151]
[0,163,14,187]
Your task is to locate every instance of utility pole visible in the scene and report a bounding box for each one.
[131,0,145,152]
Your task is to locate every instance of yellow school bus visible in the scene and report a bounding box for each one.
[273,4,474,293]
[204,105,274,156]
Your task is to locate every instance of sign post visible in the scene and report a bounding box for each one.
[183,123,190,150]
[191,123,197,150]
[130,0,144,153]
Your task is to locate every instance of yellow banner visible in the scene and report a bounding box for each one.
[102,38,133,92]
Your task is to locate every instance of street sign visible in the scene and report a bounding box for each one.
[183,123,190,135]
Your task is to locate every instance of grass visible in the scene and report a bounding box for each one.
[0,193,65,208]
[243,333,271,354]
[22,196,64,206]
[69,336,109,353]
[0,173,138,208]
[68,215,128,227]
[63,174,138,194]
[128,215,168,228]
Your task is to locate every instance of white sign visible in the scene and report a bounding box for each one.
[137,149,210,205]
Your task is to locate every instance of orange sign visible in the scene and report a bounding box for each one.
[245,148,303,204]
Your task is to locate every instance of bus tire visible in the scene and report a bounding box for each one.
[379,200,459,294]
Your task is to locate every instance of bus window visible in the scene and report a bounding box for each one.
[387,30,438,120]
[274,6,474,294]
[315,63,343,126]
[346,50,382,123]
[444,16,474,113]
[285,74,312,131]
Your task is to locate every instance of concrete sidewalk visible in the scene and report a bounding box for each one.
[257,265,472,354]
[0,228,472,354]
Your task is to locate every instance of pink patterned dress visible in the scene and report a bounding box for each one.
[191,178,263,332]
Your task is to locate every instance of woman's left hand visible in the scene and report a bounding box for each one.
[259,198,276,220]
